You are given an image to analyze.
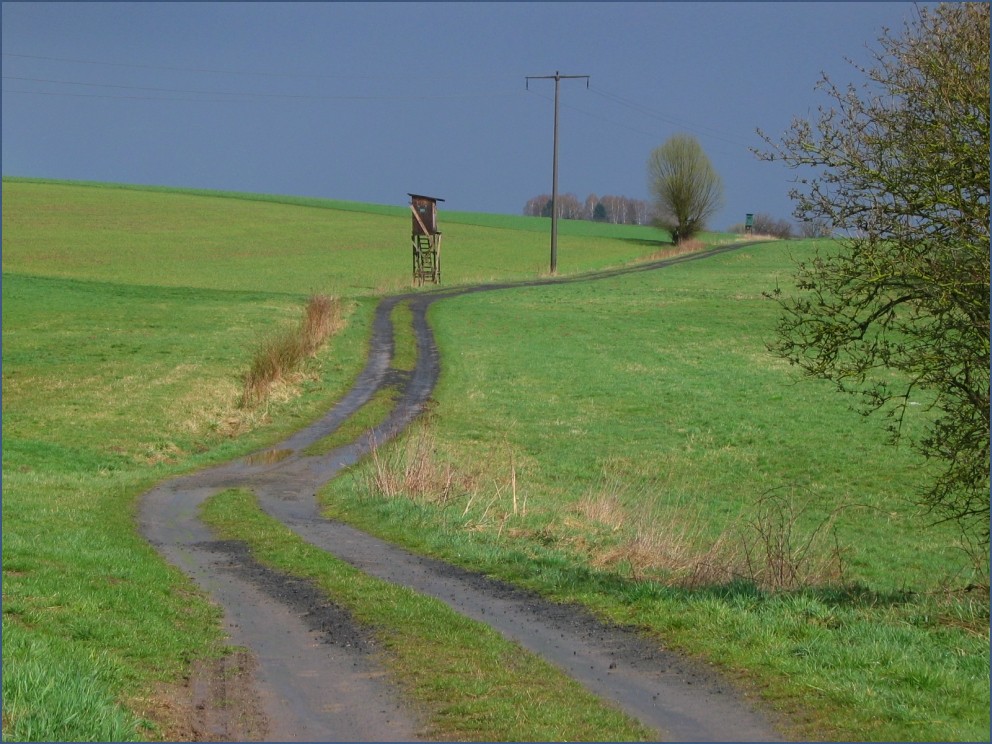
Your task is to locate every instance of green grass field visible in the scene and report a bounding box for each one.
[320,244,989,740]
[3,177,688,294]
[0,176,684,741]
[2,177,988,742]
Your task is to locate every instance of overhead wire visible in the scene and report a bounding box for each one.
[1,74,523,102]
[2,52,371,79]
[5,51,757,154]
[1,87,239,103]
[1,52,511,84]
[588,86,755,148]
[526,87,662,141]
[525,86,755,158]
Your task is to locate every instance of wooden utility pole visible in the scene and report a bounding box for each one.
[526,71,589,275]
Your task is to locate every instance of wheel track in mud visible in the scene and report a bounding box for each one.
[139,242,783,742]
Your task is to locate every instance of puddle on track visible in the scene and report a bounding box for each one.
[244,448,293,465]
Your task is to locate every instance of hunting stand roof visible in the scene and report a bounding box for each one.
[408,193,444,236]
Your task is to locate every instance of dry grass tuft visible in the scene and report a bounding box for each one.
[575,492,627,532]
[240,294,343,408]
[367,426,477,506]
[581,477,849,592]
[587,495,740,586]
[644,238,707,261]
[365,427,536,541]
[738,232,782,241]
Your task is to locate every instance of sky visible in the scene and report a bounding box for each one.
[2,2,926,231]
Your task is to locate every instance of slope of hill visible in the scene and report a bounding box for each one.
[2,178,986,742]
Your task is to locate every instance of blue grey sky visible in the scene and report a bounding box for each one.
[3,2,923,230]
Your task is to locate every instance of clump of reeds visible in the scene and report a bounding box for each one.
[239,294,342,408]
[581,479,849,592]
[367,426,476,506]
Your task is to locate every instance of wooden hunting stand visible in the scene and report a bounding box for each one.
[409,193,443,285]
[745,213,754,235]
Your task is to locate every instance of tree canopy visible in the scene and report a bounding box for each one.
[647,134,724,244]
[757,3,990,541]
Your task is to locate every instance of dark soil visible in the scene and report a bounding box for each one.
[139,242,786,742]
[204,539,376,654]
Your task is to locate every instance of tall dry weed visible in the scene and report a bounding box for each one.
[364,427,533,541]
[367,426,474,506]
[582,477,849,592]
[300,294,340,356]
[645,239,707,261]
[736,487,848,591]
[240,294,342,408]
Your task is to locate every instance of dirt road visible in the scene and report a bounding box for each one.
[138,243,783,741]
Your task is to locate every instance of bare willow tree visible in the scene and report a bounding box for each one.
[647,133,724,243]
[757,3,990,541]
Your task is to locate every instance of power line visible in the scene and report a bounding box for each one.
[528,85,756,161]
[4,52,755,148]
[1,74,523,102]
[528,87,751,161]
[528,88,669,141]
[1,87,236,103]
[1,52,509,84]
[2,51,358,79]
[589,86,754,148]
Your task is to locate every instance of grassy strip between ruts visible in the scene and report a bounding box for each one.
[389,299,419,372]
[302,300,415,456]
[199,488,655,742]
[301,386,401,457]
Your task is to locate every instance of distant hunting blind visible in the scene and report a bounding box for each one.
[409,193,443,285]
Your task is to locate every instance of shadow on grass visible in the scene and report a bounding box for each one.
[619,237,673,248]
[486,538,931,614]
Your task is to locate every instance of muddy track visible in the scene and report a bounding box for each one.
[139,243,783,742]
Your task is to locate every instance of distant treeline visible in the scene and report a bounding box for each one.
[523,194,828,238]
[523,193,652,225]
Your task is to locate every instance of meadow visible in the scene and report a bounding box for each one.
[1,177,690,740]
[2,178,988,741]
[3,177,681,294]
[321,246,989,741]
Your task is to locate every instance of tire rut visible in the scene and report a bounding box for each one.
[139,243,783,742]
